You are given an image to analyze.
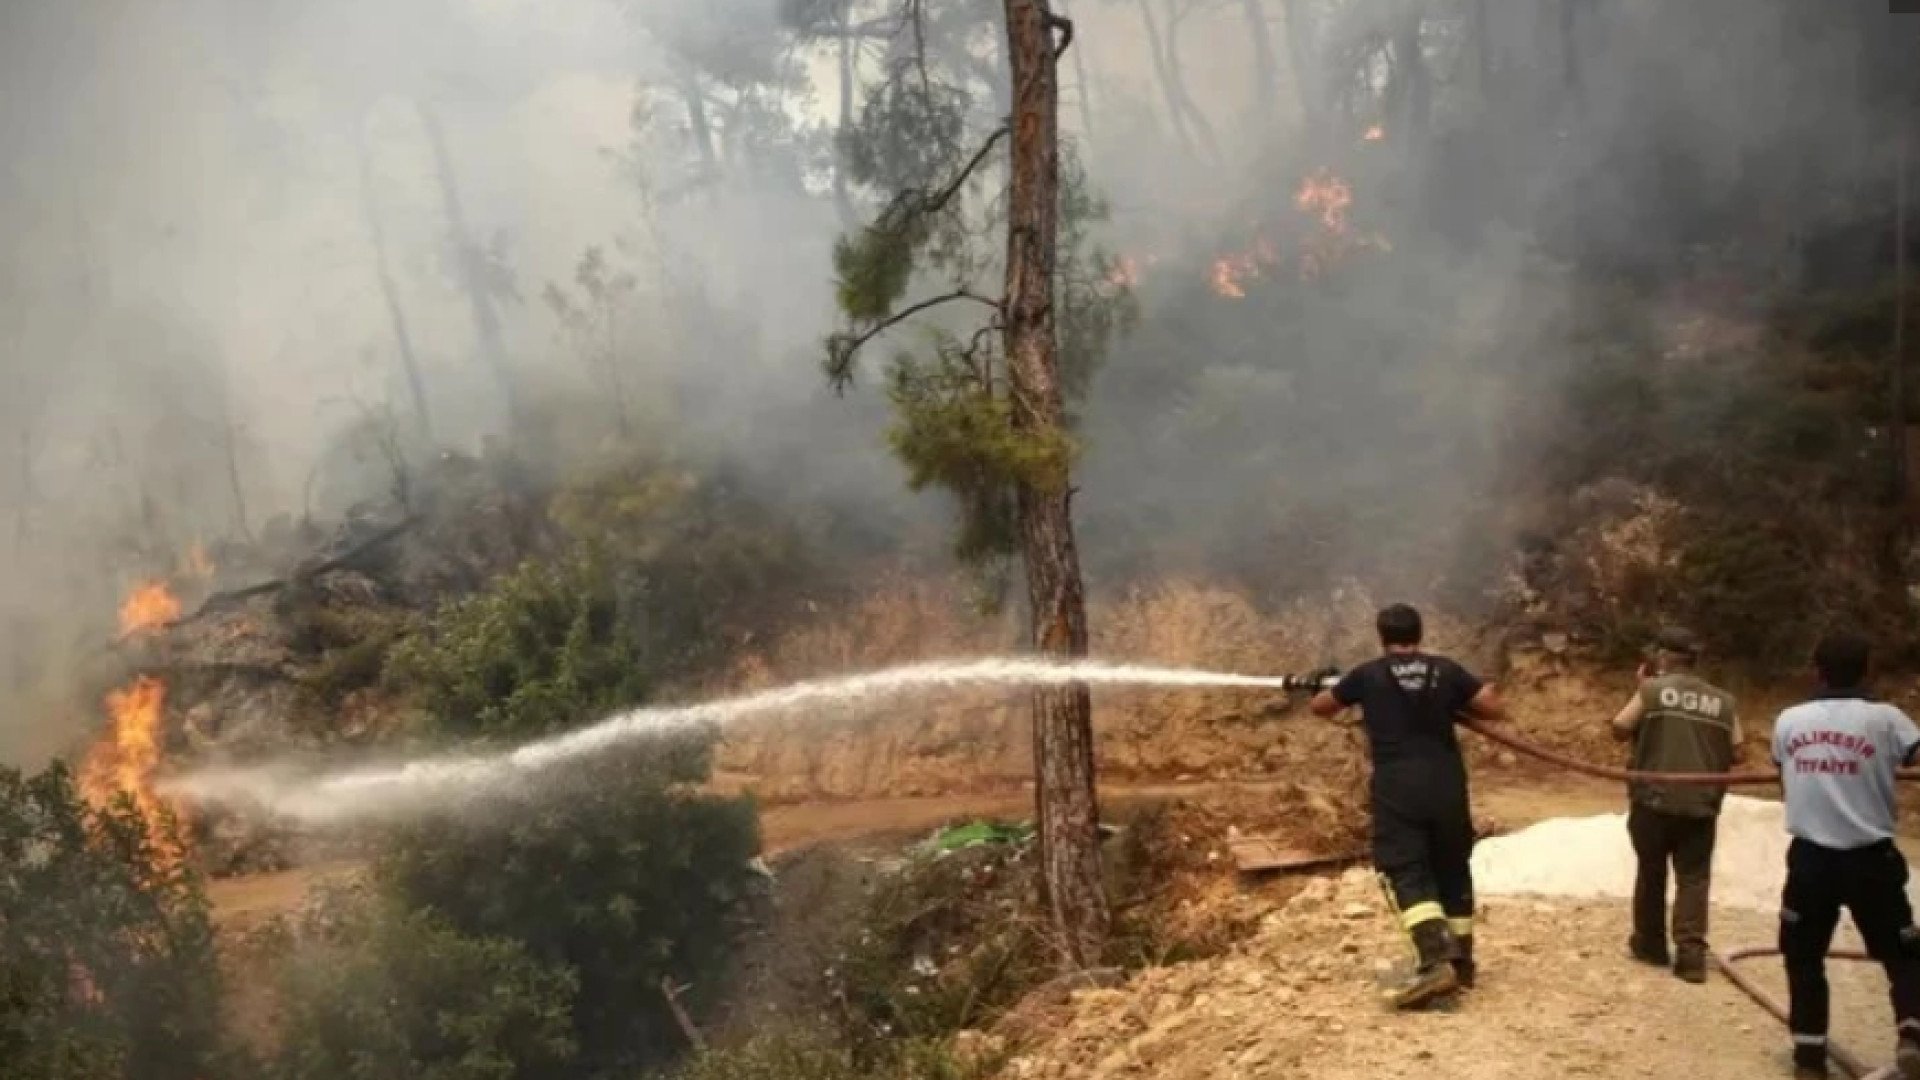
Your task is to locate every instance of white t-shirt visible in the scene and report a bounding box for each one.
[1772,695,1920,850]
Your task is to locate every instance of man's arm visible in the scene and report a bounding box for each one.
[1465,683,1505,723]
[1729,710,1748,765]
[1311,667,1364,718]
[1889,707,1920,767]
[1609,692,1644,742]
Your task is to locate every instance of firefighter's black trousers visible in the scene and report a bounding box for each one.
[1372,758,1476,940]
[1780,838,1920,1066]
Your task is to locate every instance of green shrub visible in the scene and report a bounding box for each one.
[0,763,232,1080]
[385,557,652,742]
[266,888,578,1080]
[375,759,760,1077]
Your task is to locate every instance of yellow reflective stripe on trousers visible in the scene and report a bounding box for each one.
[1447,917,1474,937]
[1399,901,1445,930]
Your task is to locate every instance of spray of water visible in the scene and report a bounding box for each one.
[166,659,1301,825]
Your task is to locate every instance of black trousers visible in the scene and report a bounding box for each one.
[1780,838,1920,1056]
[1373,759,1476,936]
[1628,805,1716,954]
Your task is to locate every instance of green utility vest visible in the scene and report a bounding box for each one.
[1628,673,1738,818]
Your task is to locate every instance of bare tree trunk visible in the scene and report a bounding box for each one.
[1239,0,1279,125]
[1390,9,1431,144]
[1003,0,1109,971]
[221,423,254,543]
[1160,0,1221,158]
[419,102,522,430]
[833,9,859,227]
[1133,0,1197,154]
[1280,0,1317,126]
[355,125,433,441]
[1560,0,1582,101]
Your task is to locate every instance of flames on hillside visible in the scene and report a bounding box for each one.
[85,580,188,863]
[119,581,181,638]
[1207,167,1390,298]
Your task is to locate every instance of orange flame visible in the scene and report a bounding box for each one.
[80,676,178,850]
[1364,124,1385,142]
[1294,169,1353,234]
[118,582,180,638]
[1210,256,1251,299]
[1208,234,1280,299]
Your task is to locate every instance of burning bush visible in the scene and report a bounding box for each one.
[0,761,232,1080]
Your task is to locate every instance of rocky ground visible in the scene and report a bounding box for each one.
[987,868,1896,1080]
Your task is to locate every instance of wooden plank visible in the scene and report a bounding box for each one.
[1227,836,1359,874]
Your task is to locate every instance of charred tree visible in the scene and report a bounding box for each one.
[1389,8,1431,144]
[1159,0,1221,158]
[354,125,432,441]
[1239,0,1280,124]
[1004,0,1110,969]
[418,102,522,430]
[1133,0,1198,154]
[1280,0,1317,125]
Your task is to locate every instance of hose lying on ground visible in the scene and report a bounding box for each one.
[1713,948,1891,1080]
[1440,705,1906,1077]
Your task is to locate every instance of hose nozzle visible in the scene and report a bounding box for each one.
[1280,667,1341,692]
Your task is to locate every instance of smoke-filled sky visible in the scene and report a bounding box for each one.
[1,0,1914,759]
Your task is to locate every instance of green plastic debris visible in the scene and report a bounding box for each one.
[923,821,1035,853]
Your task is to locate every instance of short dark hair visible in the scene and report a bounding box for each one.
[1377,604,1423,647]
[1813,630,1871,690]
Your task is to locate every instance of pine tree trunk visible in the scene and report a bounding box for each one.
[1239,0,1279,124]
[1003,0,1110,971]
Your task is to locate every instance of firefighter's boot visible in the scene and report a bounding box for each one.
[1453,931,1476,989]
[1385,919,1460,1009]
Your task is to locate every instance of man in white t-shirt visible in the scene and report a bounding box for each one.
[1772,630,1920,1080]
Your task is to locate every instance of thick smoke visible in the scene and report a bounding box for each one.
[0,0,1912,760]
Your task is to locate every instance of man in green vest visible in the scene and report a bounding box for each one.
[1610,625,1744,982]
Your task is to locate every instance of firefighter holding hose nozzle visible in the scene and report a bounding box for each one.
[1307,603,1506,1008]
